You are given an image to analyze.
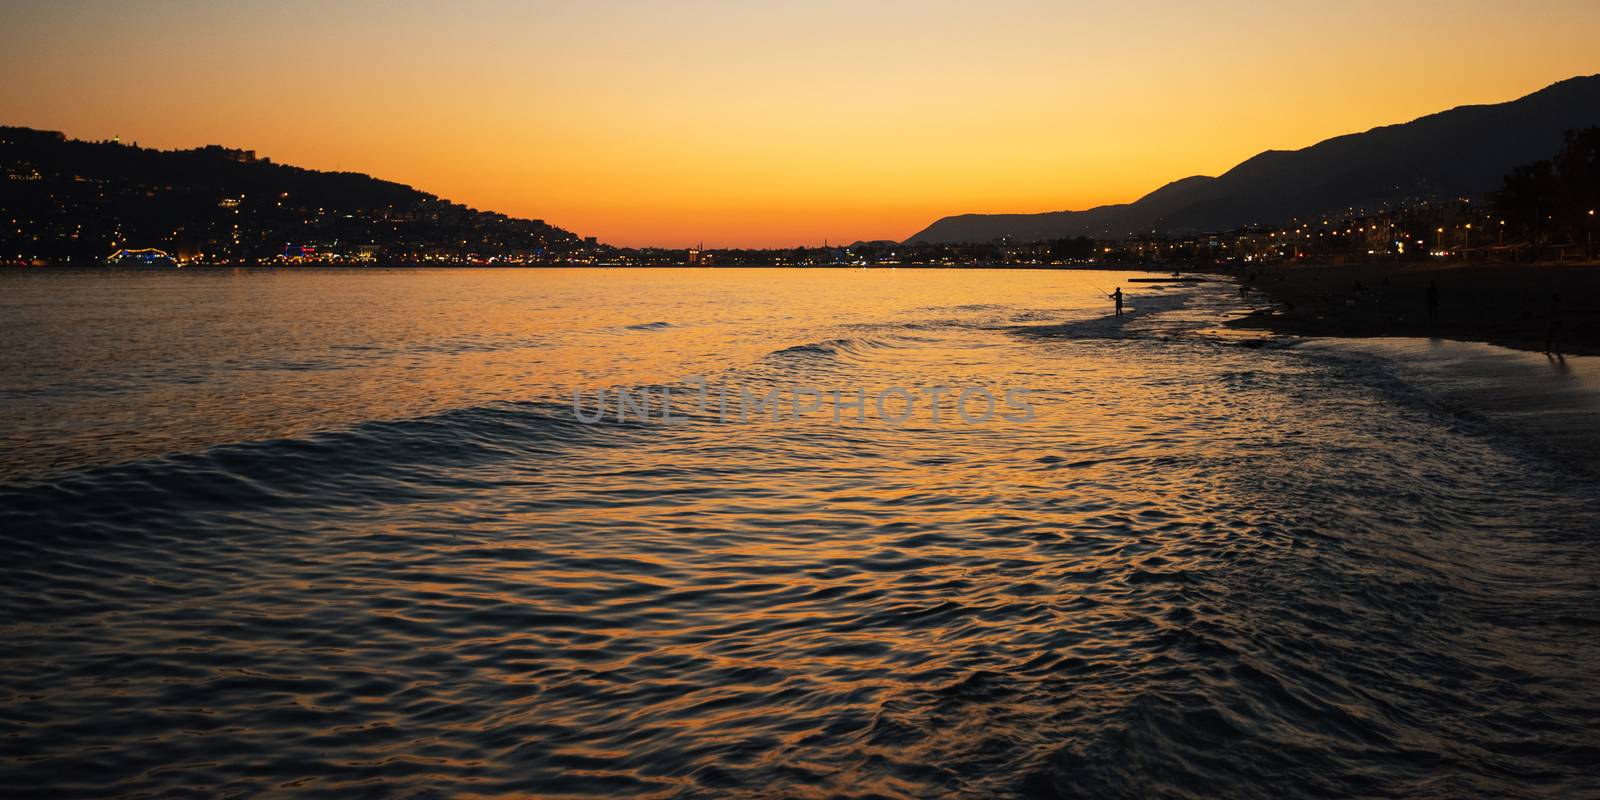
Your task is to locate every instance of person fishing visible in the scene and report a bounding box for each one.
[1091,283,1126,317]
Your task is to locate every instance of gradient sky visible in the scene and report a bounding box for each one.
[3,1,1598,247]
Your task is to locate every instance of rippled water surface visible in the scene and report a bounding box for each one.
[2,268,1598,798]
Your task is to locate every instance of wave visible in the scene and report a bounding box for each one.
[766,337,899,362]
[0,399,625,537]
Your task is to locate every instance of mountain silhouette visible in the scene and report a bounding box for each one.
[1,126,590,263]
[905,75,1600,244]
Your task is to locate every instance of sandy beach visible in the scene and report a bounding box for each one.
[1227,262,1600,356]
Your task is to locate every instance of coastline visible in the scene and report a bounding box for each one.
[1202,264,1600,477]
[1299,337,1600,478]
[1224,261,1600,356]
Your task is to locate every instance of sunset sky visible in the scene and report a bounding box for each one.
[3,0,1598,247]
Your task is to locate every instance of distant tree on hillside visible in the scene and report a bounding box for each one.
[1048,236,1095,260]
[1495,127,1600,248]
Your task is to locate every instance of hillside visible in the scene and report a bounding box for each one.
[906,75,1600,244]
[0,127,595,264]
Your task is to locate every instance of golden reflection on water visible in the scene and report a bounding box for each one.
[4,268,1600,797]
[0,267,1147,477]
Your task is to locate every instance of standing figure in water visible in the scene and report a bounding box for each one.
[1546,292,1563,357]
[1112,287,1125,317]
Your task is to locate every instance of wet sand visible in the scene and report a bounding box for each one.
[1226,262,1600,356]
[1210,261,1600,476]
[1300,337,1600,477]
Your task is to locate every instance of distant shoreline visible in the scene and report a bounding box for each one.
[1225,261,1600,357]
[0,262,1193,272]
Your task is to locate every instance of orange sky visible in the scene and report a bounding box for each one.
[3,1,1598,247]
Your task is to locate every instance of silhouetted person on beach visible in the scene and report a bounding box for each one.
[1112,287,1124,317]
[1425,281,1440,319]
[1545,293,1563,356]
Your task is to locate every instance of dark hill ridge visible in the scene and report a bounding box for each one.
[905,74,1600,244]
[0,126,593,263]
